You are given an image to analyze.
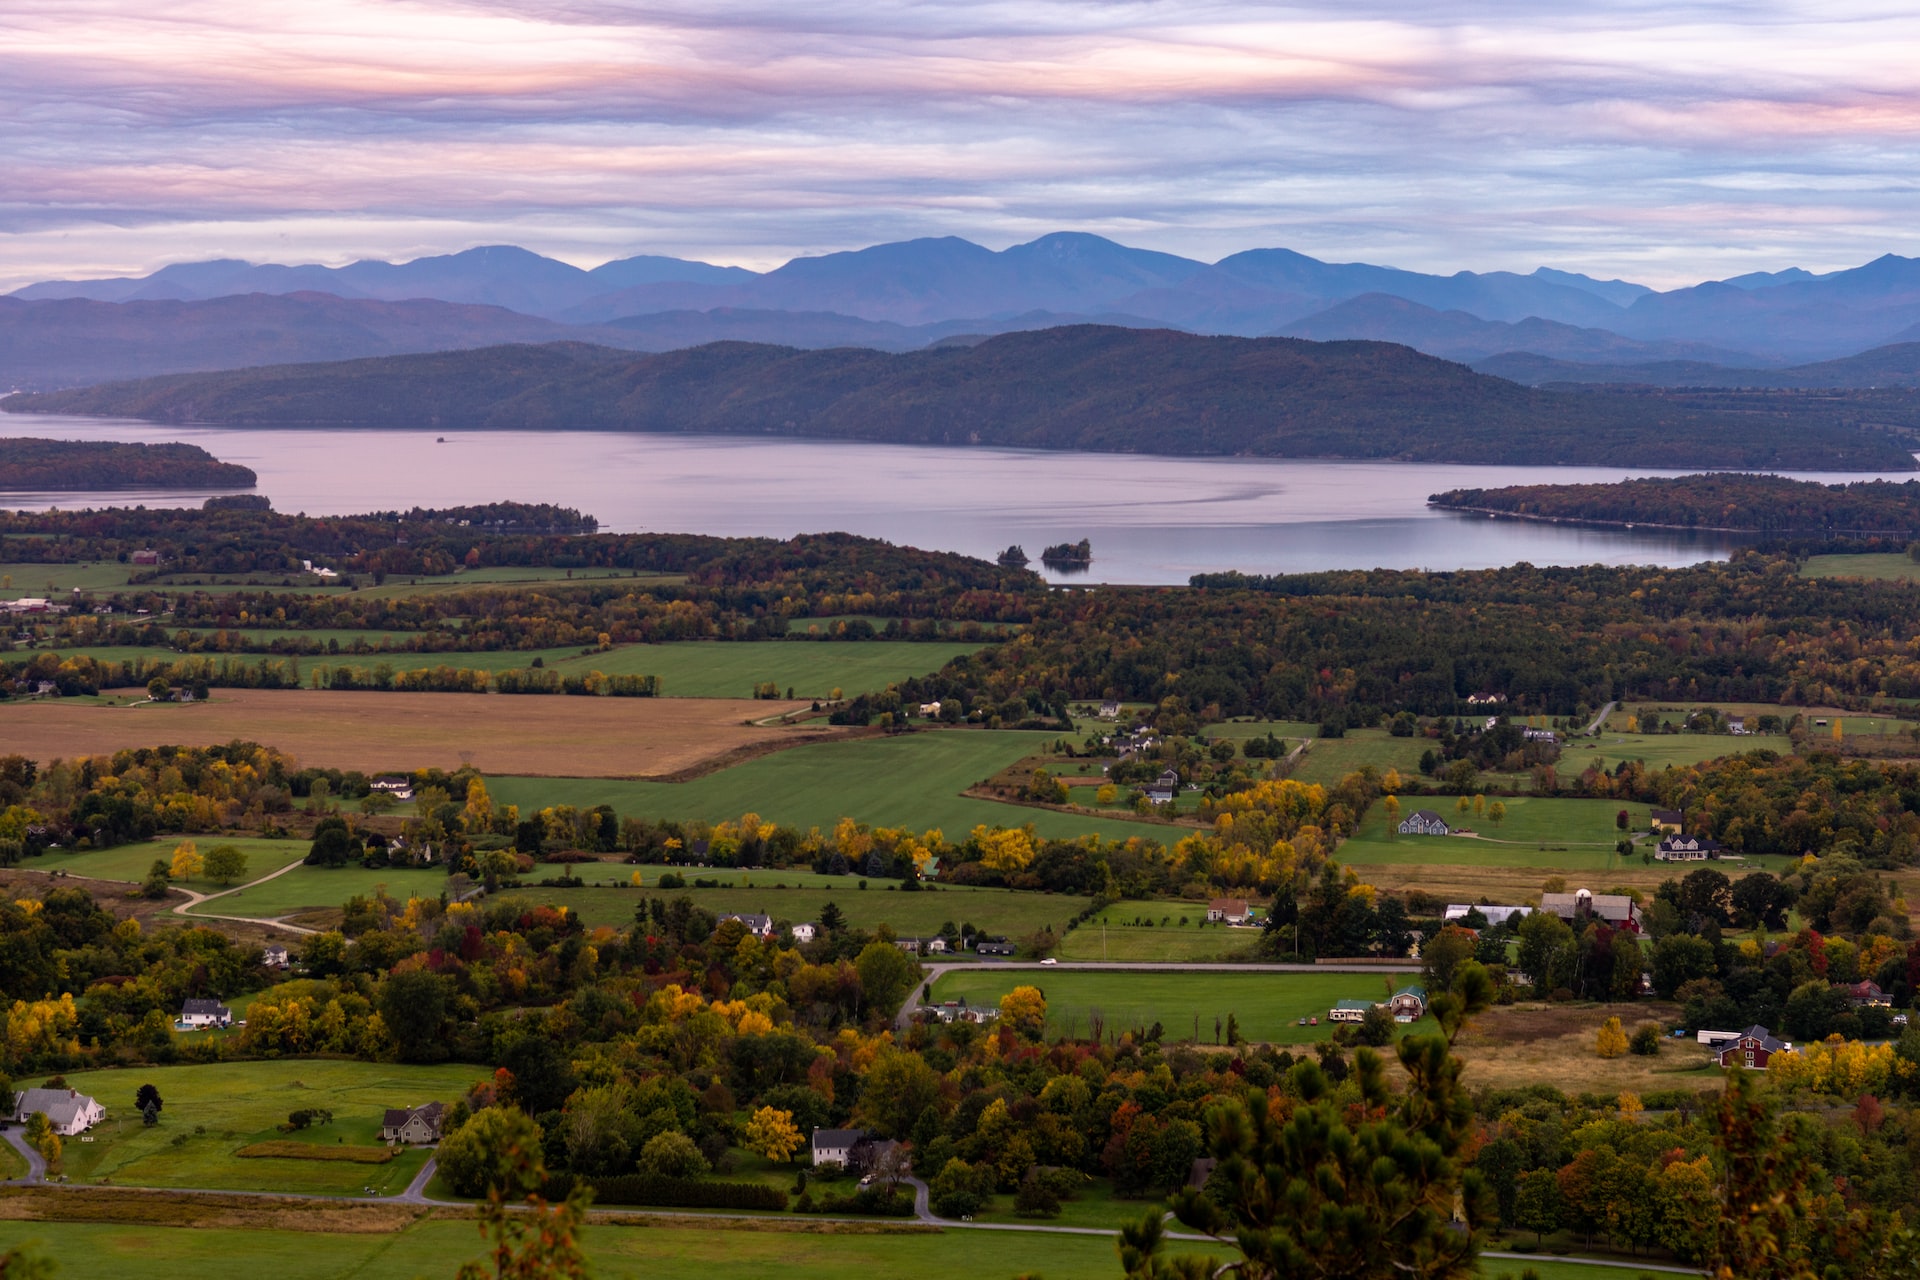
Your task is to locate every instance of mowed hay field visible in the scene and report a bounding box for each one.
[0,688,836,777]
[28,1060,487,1196]
[31,637,981,701]
[932,970,1405,1045]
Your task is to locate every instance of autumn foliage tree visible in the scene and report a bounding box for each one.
[1119,962,1496,1280]
[744,1105,802,1163]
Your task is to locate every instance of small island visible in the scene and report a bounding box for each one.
[1040,538,1093,570]
[996,544,1031,568]
[0,437,257,491]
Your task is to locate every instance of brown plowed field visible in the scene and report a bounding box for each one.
[0,689,837,778]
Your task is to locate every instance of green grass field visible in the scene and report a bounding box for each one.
[20,637,977,701]
[188,864,454,920]
[1801,552,1920,581]
[1567,731,1792,771]
[0,562,138,598]
[26,1060,485,1195]
[1338,797,1634,869]
[1056,902,1263,962]
[487,730,1171,841]
[1288,730,1429,786]
[42,835,307,885]
[1610,702,1912,739]
[931,970,1407,1044]
[0,1219,1234,1280]
[1200,719,1320,742]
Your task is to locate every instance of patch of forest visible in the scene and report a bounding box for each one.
[0,437,256,490]
[1430,473,1920,533]
[7,326,1916,469]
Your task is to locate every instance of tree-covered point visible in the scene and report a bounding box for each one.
[0,503,1035,594]
[1431,473,1920,534]
[0,437,257,491]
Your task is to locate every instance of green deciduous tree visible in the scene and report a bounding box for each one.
[202,844,248,887]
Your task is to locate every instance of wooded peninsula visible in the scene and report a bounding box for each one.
[1431,473,1920,533]
[0,437,256,491]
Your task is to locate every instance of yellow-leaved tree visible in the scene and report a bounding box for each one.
[1596,1016,1628,1059]
[999,985,1049,1039]
[744,1105,802,1163]
[170,840,204,882]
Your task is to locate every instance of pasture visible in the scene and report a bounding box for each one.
[1337,796,1632,868]
[930,970,1405,1044]
[1055,901,1264,962]
[0,1219,1256,1280]
[14,637,979,701]
[40,835,306,886]
[1800,552,1920,581]
[1288,730,1427,786]
[1609,701,1911,739]
[487,729,1173,841]
[0,687,835,777]
[188,864,454,921]
[23,1059,485,1196]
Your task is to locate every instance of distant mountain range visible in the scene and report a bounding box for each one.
[9,327,1914,471]
[10,232,1920,391]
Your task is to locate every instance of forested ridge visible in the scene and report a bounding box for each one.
[0,437,256,490]
[8,326,1916,468]
[1432,473,1920,532]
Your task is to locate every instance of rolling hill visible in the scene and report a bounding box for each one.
[8,326,1914,470]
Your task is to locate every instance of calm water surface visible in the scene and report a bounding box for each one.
[7,414,1916,584]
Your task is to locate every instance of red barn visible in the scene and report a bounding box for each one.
[1718,1025,1789,1070]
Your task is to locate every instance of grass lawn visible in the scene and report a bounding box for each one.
[487,729,1173,841]
[540,639,980,699]
[1337,797,1636,869]
[931,970,1408,1045]
[1289,730,1428,786]
[968,1177,1163,1230]
[28,1060,485,1196]
[1801,552,1920,581]
[1567,731,1792,771]
[189,864,454,919]
[0,1218,1248,1280]
[526,881,1088,936]
[43,835,307,885]
[1200,719,1321,742]
[1055,902,1263,962]
[20,637,979,701]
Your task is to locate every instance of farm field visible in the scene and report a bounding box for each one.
[0,561,140,598]
[538,638,980,699]
[12,637,980,701]
[1609,701,1911,738]
[488,729,1173,841]
[1800,552,1920,581]
[556,881,1090,934]
[1200,719,1320,742]
[41,834,306,885]
[1288,730,1427,786]
[188,863,454,920]
[1055,901,1263,962]
[1568,730,1790,770]
[0,687,834,777]
[23,1060,485,1195]
[930,969,1404,1044]
[1337,796,1634,868]
[0,1218,1253,1280]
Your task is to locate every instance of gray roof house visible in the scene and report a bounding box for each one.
[811,1127,868,1167]
[12,1087,105,1136]
[180,998,233,1028]
[381,1101,447,1144]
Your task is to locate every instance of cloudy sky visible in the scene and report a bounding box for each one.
[4,0,1919,288]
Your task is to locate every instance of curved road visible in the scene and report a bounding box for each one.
[897,959,1419,1031]
[2,1126,46,1184]
[172,855,318,935]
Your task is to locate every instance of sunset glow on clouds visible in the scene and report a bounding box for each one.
[4,1,1920,287]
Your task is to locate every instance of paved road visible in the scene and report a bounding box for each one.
[1582,700,1619,737]
[2,1126,46,1184]
[398,1156,438,1204]
[897,959,1420,1031]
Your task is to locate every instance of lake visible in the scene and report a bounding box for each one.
[6,413,1916,584]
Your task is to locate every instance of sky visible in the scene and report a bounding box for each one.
[4,0,1920,290]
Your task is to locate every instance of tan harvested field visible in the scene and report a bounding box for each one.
[1351,862,1686,904]
[1453,1001,1722,1096]
[0,688,841,778]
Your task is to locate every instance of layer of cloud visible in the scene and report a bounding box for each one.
[3,0,1919,288]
